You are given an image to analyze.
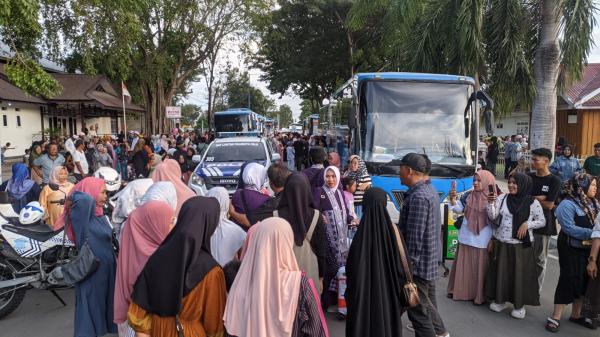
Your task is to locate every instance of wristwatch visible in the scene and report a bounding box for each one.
[589,256,597,263]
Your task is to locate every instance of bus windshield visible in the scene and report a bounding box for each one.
[361,81,473,165]
[215,114,249,133]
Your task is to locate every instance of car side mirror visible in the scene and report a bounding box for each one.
[192,155,202,163]
[272,153,281,162]
[48,183,60,191]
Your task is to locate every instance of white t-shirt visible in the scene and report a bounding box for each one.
[73,150,89,175]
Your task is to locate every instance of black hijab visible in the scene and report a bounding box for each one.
[277,172,316,246]
[346,188,406,337]
[131,196,221,316]
[507,173,535,246]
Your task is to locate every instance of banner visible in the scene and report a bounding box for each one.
[166,106,181,119]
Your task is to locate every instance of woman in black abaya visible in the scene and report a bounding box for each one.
[345,187,407,337]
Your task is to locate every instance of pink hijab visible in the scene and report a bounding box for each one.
[151,159,195,214]
[113,201,174,323]
[465,170,496,235]
[54,177,105,241]
[224,217,303,337]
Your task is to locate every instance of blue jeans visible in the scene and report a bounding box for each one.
[118,161,129,181]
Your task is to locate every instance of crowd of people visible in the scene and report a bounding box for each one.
[4,127,600,337]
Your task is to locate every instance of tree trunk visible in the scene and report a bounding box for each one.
[530,0,560,151]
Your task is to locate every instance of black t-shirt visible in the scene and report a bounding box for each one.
[528,172,562,236]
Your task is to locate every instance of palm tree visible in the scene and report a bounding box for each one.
[349,0,597,151]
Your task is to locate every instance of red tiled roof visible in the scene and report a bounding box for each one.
[564,63,600,107]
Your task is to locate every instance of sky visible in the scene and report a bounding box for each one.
[184,18,600,123]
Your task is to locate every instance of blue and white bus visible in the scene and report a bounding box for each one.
[214,108,260,138]
[334,72,493,260]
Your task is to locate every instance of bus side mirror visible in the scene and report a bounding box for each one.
[477,90,494,136]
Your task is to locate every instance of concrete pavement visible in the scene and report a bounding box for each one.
[0,256,596,337]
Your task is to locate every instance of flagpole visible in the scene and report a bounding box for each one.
[121,82,128,135]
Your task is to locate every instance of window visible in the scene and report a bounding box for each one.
[2,115,6,127]
[16,116,21,127]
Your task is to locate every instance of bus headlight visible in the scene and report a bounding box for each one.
[191,175,204,186]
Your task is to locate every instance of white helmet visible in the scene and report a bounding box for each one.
[94,167,122,192]
[19,202,45,225]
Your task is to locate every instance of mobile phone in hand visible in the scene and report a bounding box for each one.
[450,180,457,191]
[488,185,495,194]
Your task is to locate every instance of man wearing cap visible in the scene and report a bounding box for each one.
[398,153,449,337]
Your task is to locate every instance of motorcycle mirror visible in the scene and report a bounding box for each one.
[48,183,61,191]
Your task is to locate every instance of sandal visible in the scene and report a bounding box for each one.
[545,318,560,333]
[569,316,597,330]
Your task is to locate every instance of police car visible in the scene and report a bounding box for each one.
[188,137,281,196]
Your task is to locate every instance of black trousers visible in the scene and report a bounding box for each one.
[296,156,305,171]
[406,276,447,337]
[504,159,513,178]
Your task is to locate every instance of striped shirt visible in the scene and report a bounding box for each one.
[353,172,371,205]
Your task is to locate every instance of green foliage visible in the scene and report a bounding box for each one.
[351,0,597,117]
[276,104,293,128]
[5,56,63,98]
[299,99,320,122]
[180,104,202,128]
[221,68,276,117]
[255,0,383,114]
[0,0,62,98]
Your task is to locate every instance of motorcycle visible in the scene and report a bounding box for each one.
[0,185,76,319]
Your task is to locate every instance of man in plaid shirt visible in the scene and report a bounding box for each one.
[398,153,449,337]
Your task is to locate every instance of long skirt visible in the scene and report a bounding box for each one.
[583,264,600,323]
[485,240,540,309]
[554,232,589,304]
[447,244,488,304]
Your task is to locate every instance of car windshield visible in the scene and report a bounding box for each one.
[215,114,249,133]
[361,80,473,165]
[204,142,266,162]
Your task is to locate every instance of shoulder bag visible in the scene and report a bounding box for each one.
[391,225,420,308]
[491,195,506,228]
[49,197,100,285]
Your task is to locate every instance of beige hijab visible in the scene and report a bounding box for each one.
[224,217,302,337]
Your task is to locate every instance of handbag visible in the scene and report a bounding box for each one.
[454,216,464,230]
[50,197,100,285]
[568,236,592,250]
[392,225,420,308]
[491,196,506,228]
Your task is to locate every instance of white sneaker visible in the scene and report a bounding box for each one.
[511,307,526,319]
[489,302,509,312]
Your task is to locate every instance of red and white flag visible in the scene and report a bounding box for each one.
[121,82,131,103]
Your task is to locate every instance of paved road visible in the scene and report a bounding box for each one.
[0,256,596,337]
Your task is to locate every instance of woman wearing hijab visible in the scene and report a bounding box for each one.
[60,177,117,337]
[314,166,352,308]
[139,181,178,212]
[486,173,545,319]
[151,159,195,215]
[111,178,154,238]
[346,188,407,337]
[224,217,329,337]
[545,174,598,332]
[208,187,247,266]
[0,163,41,213]
[132,139,149,178]
[39,166,74,227]
[231,163,270,227]
[343,155,371,215]
[173,150,191,184]
[128,197,227,337]
[114,201,175,337]
[486,136,500,176]
[447,170,496,305]
[276,173,327,292]
[29,143,44,184]
[550,144,583,182]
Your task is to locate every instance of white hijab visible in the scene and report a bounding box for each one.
[242,163,267,191]
[111,178,154,225]
[140,182,178,212]
[322,166,347,228]
[207,187,247,266]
